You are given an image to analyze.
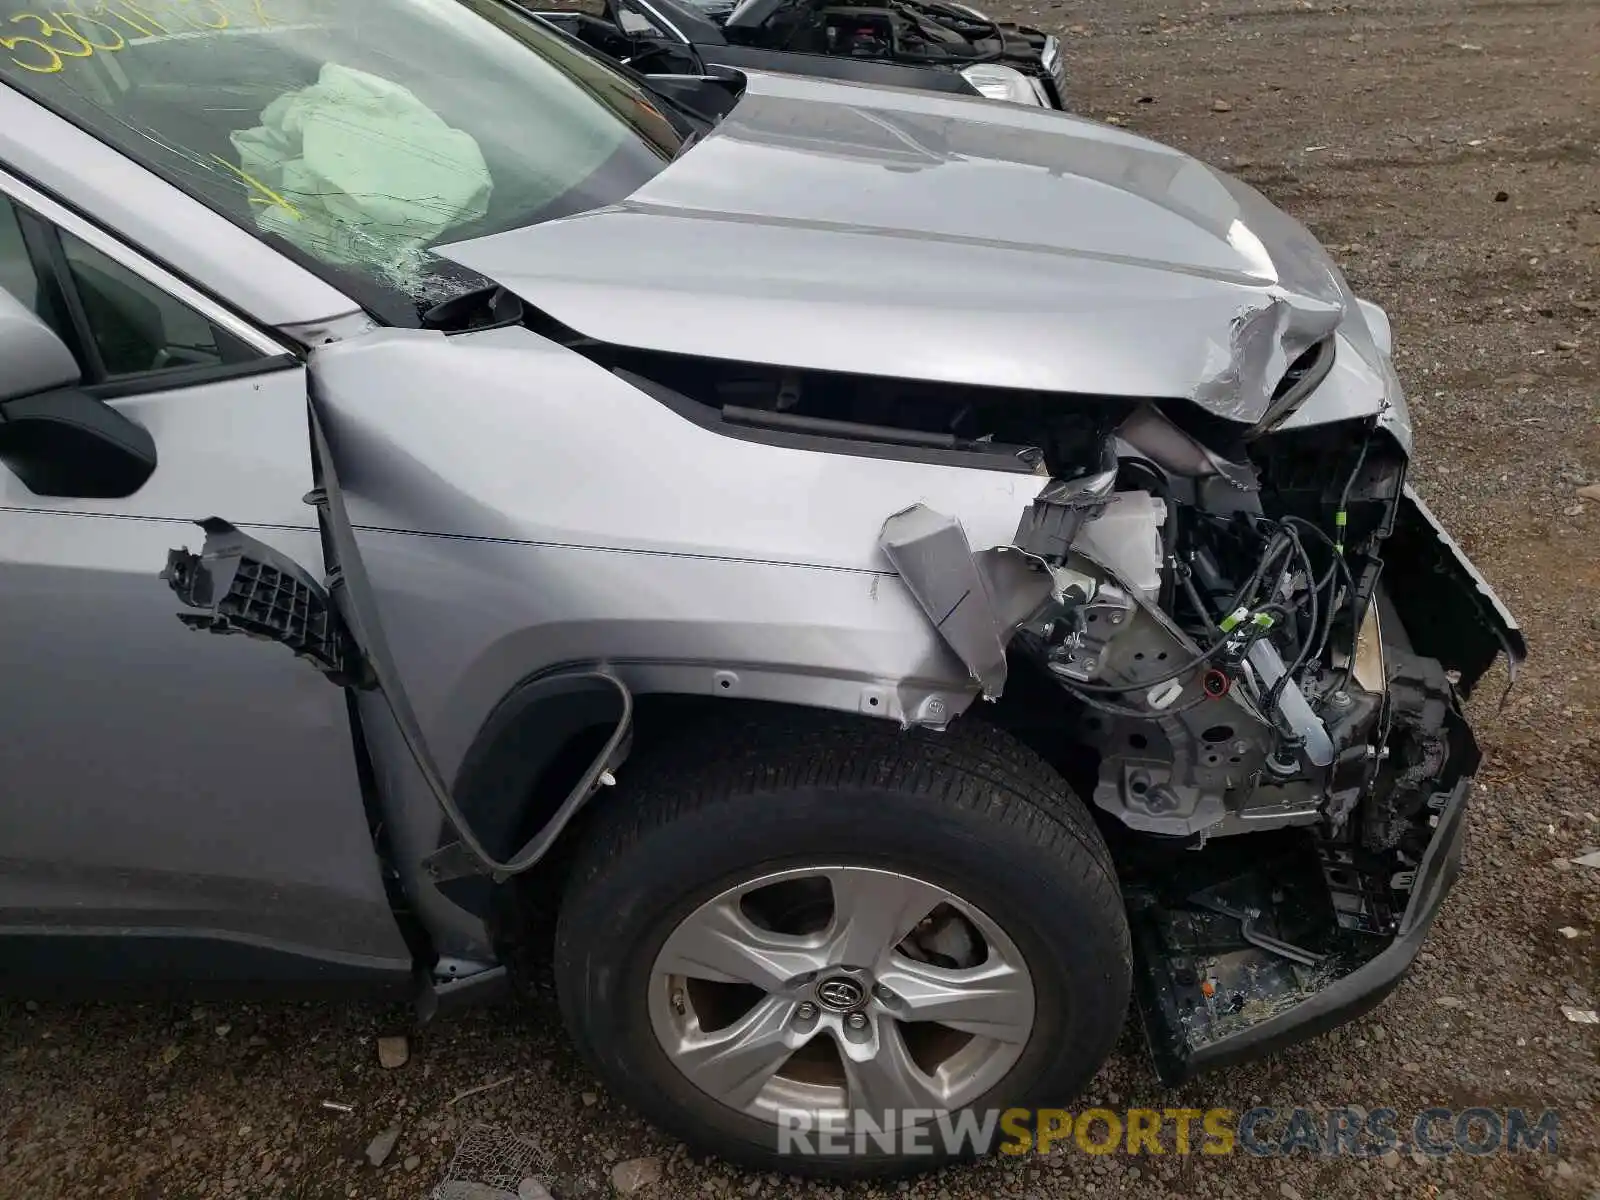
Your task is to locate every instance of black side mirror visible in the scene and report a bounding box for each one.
[642,68,743,120]
[0,388,158,498]
[0,285,157,498]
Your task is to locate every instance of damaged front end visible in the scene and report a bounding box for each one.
[880,400,1524,1083]
[422,68,1524,1078]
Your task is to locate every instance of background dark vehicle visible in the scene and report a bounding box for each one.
[523,0,1068,107]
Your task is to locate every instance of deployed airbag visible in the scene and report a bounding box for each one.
[231,64,492,281]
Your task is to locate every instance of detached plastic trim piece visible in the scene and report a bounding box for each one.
[163,516,370,687]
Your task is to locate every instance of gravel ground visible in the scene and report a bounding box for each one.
[3,1,1597,1197]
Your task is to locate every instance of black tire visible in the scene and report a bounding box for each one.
[552,710,1131,1178]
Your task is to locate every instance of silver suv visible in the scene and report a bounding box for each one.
[0,0,1521,1178]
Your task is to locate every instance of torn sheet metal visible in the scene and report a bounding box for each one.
[1193,294,1343,424]
[879,504,1050,698]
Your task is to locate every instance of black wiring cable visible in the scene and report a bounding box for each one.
[1055,677,1217,719]
[1178,561,1219,636]
[1264,523,1318,718]
[1331,555,1384,694]
[1051,519,1295,698]
[1224,527,1294,617]
[1283,514,1356,673]
[1042,495,1356,718]
[1332,432,1373,555]
[1186,509,1283,613]
[308,406,633,883]
[1338,435,1371,512]
[1052,629,1237,694]
[1014,628,1208,717]
[1295,514,1344,593]
[1047,434,1380,722]
[1061,601,1289,718]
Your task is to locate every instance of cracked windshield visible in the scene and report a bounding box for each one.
[0,0,683,320]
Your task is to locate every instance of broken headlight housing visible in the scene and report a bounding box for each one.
[960,63,1049,106]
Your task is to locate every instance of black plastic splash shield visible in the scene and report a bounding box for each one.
[1383,485,1526,699]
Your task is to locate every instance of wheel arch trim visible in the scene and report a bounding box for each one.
[444,658,983,880]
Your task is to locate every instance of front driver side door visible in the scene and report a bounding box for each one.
[0,170,410,989]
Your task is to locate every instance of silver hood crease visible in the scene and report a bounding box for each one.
[439,70,1357,423]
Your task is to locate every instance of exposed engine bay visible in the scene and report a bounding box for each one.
[987,399,1498,1077]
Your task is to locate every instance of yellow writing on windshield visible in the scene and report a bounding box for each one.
[209,153,302,219]
[1,0,279,73]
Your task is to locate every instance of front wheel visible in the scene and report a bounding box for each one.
[552,713,1131,1177]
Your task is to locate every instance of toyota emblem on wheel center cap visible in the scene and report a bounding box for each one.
[815,976,866,1011]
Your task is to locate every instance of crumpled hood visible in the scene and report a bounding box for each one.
[438,70,1357,422]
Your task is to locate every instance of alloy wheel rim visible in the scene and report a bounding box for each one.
[646,865,1036,1130]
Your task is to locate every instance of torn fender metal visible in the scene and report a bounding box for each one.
[1192,293,1343,425]
[879,504,1052,698]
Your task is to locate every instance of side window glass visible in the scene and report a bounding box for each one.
[0,192,260,386]
[57,233,258,379]
[0,196,41,314]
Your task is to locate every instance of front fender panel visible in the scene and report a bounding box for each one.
[309,323,1044,777]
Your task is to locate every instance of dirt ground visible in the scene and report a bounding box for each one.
[2,0,1597,1197]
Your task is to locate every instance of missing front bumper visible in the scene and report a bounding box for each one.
[1129,775,1470,1084]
